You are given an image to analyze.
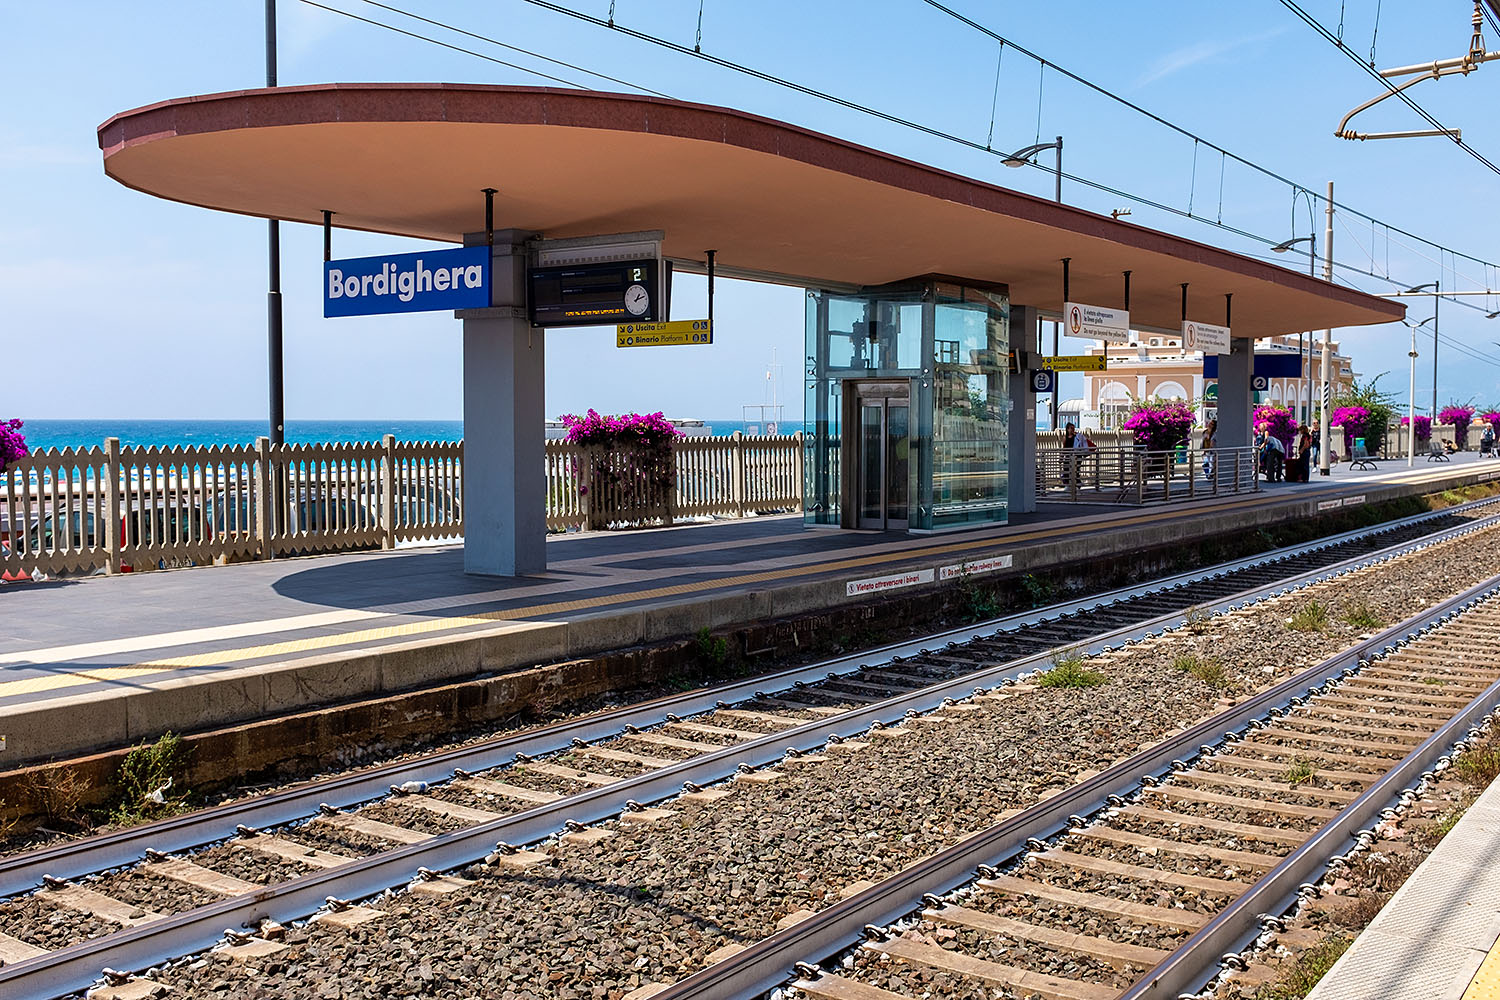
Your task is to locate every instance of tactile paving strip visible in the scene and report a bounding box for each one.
[1463,940,1500,1000]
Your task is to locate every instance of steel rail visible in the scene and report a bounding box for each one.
[5,496,1491,900]
[5,520,1498,998]
[653,572,1500,1000]
[1120,627,1500,998]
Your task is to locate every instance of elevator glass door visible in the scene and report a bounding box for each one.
[852,382,910,530]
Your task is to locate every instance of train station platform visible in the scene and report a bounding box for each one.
[2,454,1498,766]
[1307,772,1500,1000]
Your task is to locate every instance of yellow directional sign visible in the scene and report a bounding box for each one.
[616,319,713,348]
[1038,354,1106,372]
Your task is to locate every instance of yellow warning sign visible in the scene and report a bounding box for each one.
[1038,354,1106,372]
[616,320,713,348]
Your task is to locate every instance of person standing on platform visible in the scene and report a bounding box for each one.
[1201,418,1217,481]
[1063,421,1093,489]
[1291,425,1313,482]
[1257,427,1285,482]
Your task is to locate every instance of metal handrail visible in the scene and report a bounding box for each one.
[1036,444,1259,504]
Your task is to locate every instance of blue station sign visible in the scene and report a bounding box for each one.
[324,246,490,317]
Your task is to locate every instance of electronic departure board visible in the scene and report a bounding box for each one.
[528,258,660,327]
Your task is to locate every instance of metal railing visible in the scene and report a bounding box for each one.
[2,433,803,578]
[1037,445,1259,504]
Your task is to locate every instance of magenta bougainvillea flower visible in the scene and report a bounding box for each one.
[561,409,681,448]
[1400,414,1432,442]
[560,411,681,524]
[0,419,28,473]
[1122,401,1195,452]
[1330,405,1372,453]
[1439,404,1476,449]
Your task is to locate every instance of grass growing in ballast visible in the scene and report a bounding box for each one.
[1173,653,1230,689]
[1341,599,1383,631]
[1037,650,1108,689]
[1255,934,1352,1000]
[1288,600,1330,632]
[1283,756,1318,785]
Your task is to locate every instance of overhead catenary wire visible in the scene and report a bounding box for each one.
[913,0,1500,285]
[346,0,672,97]
[1275,0,1500,177]
[311,0,1500,316]
[984,41,1005,149]
[296,0,593,89]
[507,0,1496,297]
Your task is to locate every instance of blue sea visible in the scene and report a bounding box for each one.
[18,419,783,452]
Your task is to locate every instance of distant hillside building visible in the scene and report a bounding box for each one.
[1073,333,1354,430]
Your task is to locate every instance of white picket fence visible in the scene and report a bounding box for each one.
[543,432,803,531]
[0,434,802,578]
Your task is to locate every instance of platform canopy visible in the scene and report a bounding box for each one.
[98,83,1403,338]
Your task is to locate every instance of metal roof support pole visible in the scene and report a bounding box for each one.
[264,0,284,450]
[706,249,716,330]
[1007,305,1040,514]
[1054,258,1069,429]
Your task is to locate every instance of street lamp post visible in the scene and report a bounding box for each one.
[1004,136,1064,427]
[1272,236,1316,423]
[265,0,284,447]
[1405,317,1434,467]
[1319,182,1334,476]
[1409,323,1417,468]
[1402,282,1441,421]
[1003,135,1063,203]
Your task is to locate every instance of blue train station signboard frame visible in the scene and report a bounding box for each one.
[325,246,490,317]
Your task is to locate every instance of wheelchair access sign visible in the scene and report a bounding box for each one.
[616,320,712,348]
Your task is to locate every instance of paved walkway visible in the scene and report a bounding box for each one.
[0,455,1487,695]
[1308,773,1500,1000]
[0,454,1493,764]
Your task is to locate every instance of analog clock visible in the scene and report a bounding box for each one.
[624,283,650,317]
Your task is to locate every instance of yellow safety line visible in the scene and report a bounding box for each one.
[0,465,1490,702]
[1462,932,1500,999]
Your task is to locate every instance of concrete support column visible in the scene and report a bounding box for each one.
[458,230,545,576]
[1007,305,1039,514]
[1216,338,1253,449]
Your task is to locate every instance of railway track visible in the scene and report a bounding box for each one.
[1,499,1497,999]
[656,579,1500,1000]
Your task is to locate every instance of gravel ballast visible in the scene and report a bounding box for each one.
[122,522,1500,999]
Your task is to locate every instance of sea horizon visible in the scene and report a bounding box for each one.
[17,417,798,452]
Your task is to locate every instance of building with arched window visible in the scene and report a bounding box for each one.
[1077,334,1354,430]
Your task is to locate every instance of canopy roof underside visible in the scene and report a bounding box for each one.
[99,83,1403,338]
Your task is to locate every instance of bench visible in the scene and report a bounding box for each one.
[1348,443,1378,471]
[1427,441,1450,462]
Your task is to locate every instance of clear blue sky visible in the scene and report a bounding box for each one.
[4,1,1497,423]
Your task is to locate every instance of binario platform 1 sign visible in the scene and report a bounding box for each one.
[325,246,490,317]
